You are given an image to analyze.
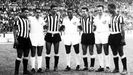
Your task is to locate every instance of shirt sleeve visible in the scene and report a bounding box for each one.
[76,17,80,26]
[14,18,19,29]
[62,18,66,26]
[93,16,97,26]
[44,16,48,23]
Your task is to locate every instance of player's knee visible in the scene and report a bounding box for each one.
[66,50,71,54]
[74,44,79,54]
[31,52,36,57]
[37,52,42,56]
[46,49,51,55]
[54,48,59,55]
[97,49,102,54]
[17,54,23,58]
[89,51,94,55]
[112,52,118,56]
[83,51,87,55]
[105,51,109,55]
[75,50,79,54]
[65,45,71,54]
[118,50,124,57]
[119,53,124,57]
[54,49,59,54]
[31,48,36,57]
[37,50,43,56]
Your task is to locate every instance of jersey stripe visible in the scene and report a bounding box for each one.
[46,14,60,32]
[80,16,94,33]
[110,15,124,33]
[16,16,29,38]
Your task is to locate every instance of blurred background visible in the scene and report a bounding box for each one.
[0,0,133,43]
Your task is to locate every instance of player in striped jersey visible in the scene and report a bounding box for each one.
[13,8,32,75]
[94,5,111,72]
[60,8,81,71]
[80,7,95,71]
[108,4,127,74]
[44,5,62,71]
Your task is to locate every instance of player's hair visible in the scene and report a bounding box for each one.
[108,3,116,10]
[67,8,73,11]
[50,4,57,9]
[67,8,73,12]
[21,8,28,13]
[81,7,88,11]
[96,5,104,9]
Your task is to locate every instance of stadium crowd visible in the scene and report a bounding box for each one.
[0,0,133,33]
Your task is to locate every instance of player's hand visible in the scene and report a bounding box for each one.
[121,39,126,46]
[77,25,82,31]
[43,25,48,29]
[13,39,18,49]
[59,25,65,32]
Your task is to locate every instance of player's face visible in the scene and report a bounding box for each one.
[67,10,73,18]
[97,7,103,14]
[108,6,115,14]
[51,7,57,15]
[81,9,88,16]
[21,11,28,17]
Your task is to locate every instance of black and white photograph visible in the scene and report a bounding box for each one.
[0,0,133,75]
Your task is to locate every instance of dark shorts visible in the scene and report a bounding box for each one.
[108,33,125,46]
[81,33,95,45]
[16,36,32,49]
[45,33,61,43]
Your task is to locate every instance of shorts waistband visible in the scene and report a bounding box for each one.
[47,31,59,34]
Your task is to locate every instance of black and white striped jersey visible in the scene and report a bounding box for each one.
[80,16,94,33]
[15,16,30,38]
[110,14,124,33]
[44,14,61,32]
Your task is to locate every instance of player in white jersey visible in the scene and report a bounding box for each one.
[28,9,45,73]
[94,5,111,72]
[60,8,82,71]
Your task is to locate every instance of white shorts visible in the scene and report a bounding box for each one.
[62,34,81,45]
[95,32,110,44]
[30,33,44,46]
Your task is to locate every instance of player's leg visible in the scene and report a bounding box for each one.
[53,42,60,71]
[52,33,61,71]
[96,44,104,72]
[82,44,88,70]
[37,46,43,73]
[45,42,52,71]
[89,45,95,71]
[81,34,88,70]
[23,48,32,75]
[88,33,95,71]
[118,46,127,74]
[110,45,119,73]
[95,33,104,72]
[30,34,37,73]
[65,45,71,71]
[14,49,23,75]
[73,44,80,70]
[30,46,36,73]
[103,44,111,72]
